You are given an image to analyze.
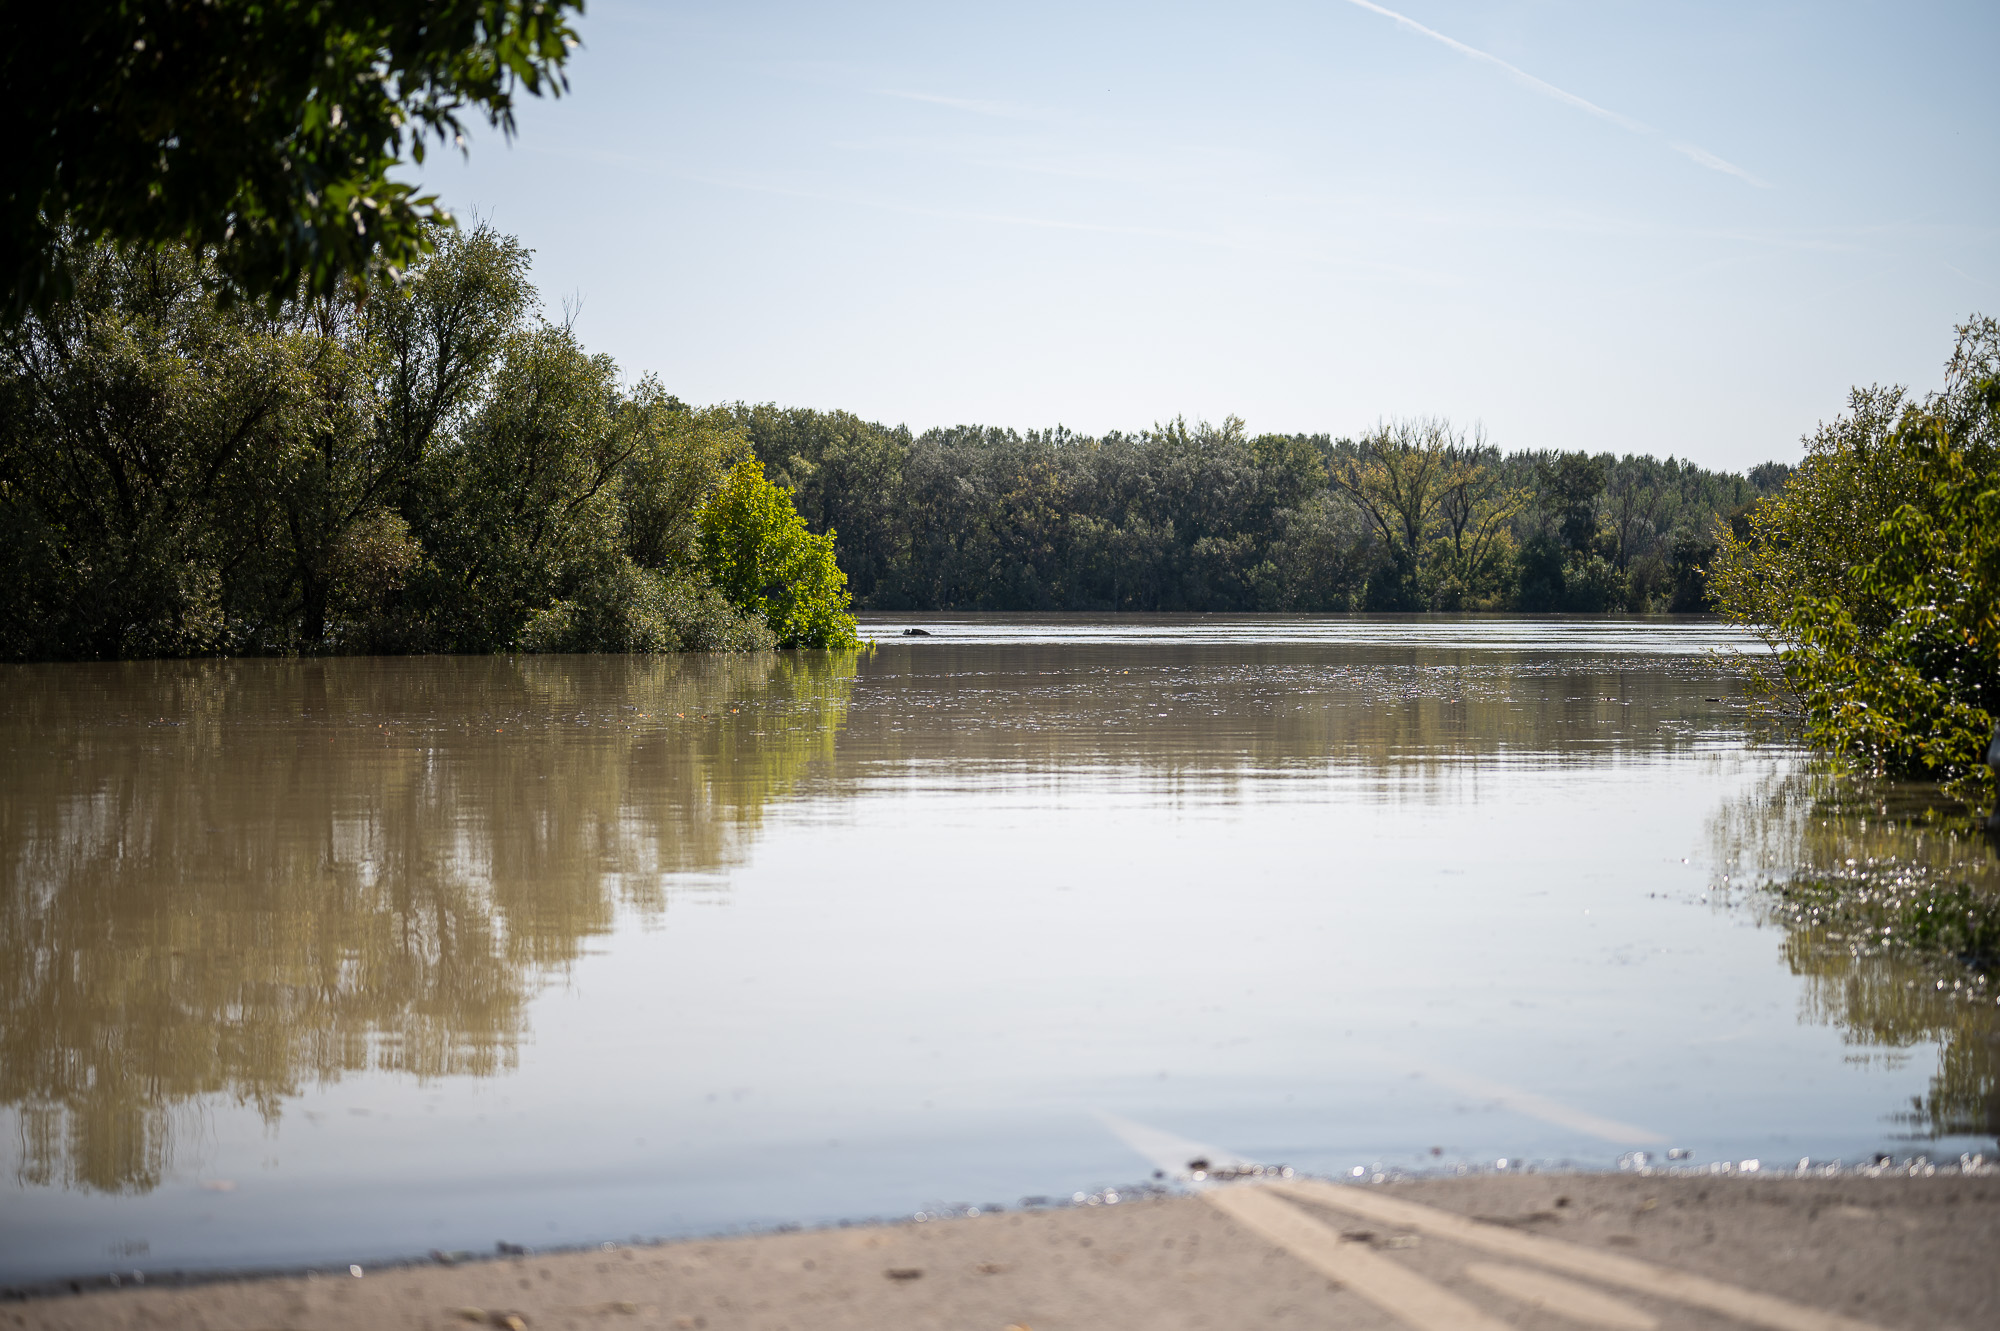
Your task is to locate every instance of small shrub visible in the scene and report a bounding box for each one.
[697,460,859,648]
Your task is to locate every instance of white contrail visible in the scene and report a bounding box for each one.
[1342,0,1643,131]
[1340,0,1769,188]
[1667,140,1768,188]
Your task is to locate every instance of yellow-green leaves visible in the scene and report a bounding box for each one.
[696,460,859,650]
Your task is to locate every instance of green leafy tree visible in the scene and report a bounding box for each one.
[287,223,534,647]
[1429,436,1525,609]
[1330,419,1457,609]
[697,460,859,648]
[4,0,583,319]
[519,392,773,654]
[1330,419,1519,610]
[406,321,642,650]
[1707,383,1924,633]
[735,406,911,605]
[1537,451,1610,557]
[0,239,305,657]
[1513,450,1613,611]
[620,397,743,569]
[1712,317,2000,800]
[0,229,799,660]
[1259,491,1373,611]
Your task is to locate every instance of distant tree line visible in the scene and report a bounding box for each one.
[0,221,1810,666]
[736,407,1789,614]
[0,228,857,661]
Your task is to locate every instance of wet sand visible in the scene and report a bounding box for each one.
[8,1172,1997,1330]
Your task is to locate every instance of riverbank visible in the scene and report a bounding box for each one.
[10,1171,1997,1330]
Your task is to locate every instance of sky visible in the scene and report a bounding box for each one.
[411,0,2000,471]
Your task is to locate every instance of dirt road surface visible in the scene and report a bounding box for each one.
[7,1172,1997,1330]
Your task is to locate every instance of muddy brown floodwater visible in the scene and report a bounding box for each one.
[2,614,1995,1286]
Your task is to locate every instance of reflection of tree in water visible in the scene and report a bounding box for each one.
[837,644,1747,797]
[0,653,856,1193]
[1711,772,2000,1142]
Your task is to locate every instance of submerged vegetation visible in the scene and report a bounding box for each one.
[1703,319,1999,1142]
[1711,317,1999,803]
[0,228,858,660]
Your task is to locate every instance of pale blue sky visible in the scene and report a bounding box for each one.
[414,0,1998,470]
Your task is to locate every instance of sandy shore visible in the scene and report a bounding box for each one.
[7,1172,1998,1330]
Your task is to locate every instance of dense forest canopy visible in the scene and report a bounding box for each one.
[0,228,857,661]
[737,406,1786,615]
